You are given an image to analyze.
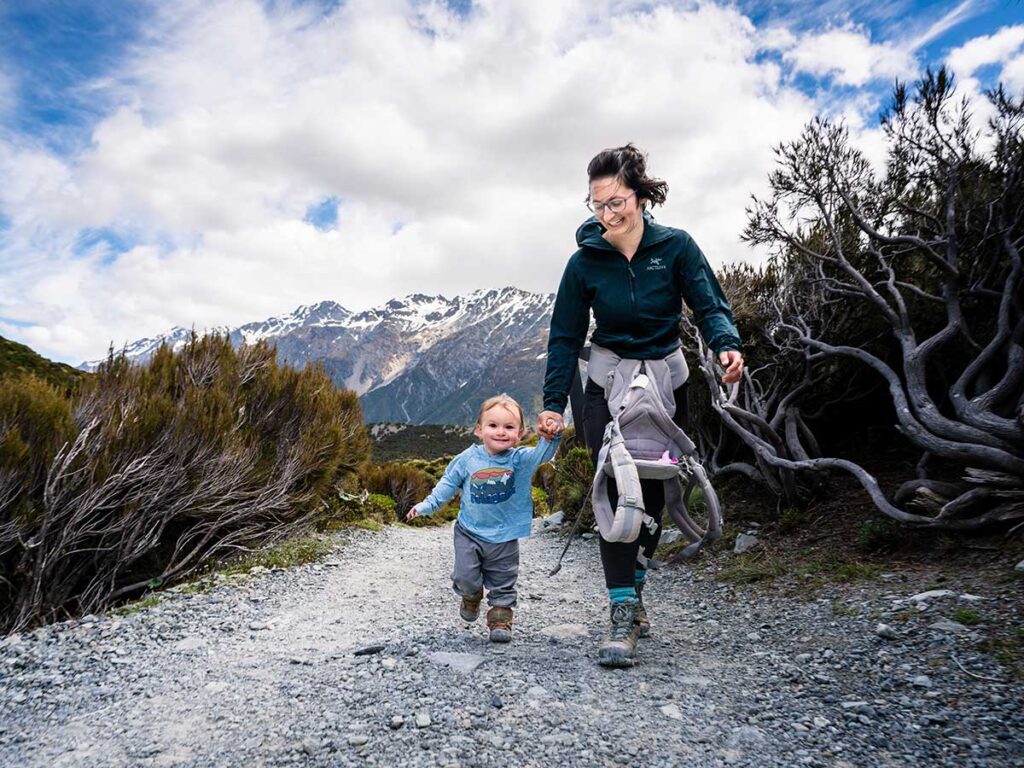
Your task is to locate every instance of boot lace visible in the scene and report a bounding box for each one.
[610,603,635,640]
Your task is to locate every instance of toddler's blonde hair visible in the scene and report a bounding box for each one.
[476,393,526,431]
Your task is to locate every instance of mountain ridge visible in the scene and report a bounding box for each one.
[80,287,560,425]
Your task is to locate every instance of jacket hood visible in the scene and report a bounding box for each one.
[575,210,675,252]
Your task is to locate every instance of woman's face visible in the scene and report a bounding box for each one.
[589,176,642,239]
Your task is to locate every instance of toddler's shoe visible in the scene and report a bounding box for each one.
[486,606,513,643]
[460,590,484,622]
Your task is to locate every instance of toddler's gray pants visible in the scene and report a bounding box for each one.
[452,521,519,608]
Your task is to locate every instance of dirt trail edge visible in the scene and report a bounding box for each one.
[1,523,1021,768]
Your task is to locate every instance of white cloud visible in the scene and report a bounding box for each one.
[909,0,980,50]
[1003,52,1024,92]
[0,0,914,363]
[946,24,1024,77]
[783,26,918,87]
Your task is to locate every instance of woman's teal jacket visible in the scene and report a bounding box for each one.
[542,213,742,414]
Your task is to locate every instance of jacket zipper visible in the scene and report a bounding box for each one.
[627,262,637,319]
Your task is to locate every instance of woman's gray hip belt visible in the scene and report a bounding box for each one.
[587,343,689,391]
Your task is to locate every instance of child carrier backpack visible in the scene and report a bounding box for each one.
[591,355,722,560]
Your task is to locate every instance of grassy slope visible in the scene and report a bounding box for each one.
[0,335,86,393]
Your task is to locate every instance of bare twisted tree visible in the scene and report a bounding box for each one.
[690,69,1023,529]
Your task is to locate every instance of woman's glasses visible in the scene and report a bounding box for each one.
[587,191,635,215]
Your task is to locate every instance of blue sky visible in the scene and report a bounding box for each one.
[0,0,1021,363]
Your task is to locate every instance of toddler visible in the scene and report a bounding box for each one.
[407,394,560,642]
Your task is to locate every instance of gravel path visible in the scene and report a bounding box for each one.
[1,522,1022,767]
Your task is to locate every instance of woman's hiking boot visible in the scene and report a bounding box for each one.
[460,590,484,622]
[597,601,640,668]
[487,607,513,643]
[635,581,651,638]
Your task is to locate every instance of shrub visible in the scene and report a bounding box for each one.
[0,333,370,632]
[364,493,397,521]
[552,446,594,530]
[531,486,550,518]
[856,518,902,553]
[365,461,437,519]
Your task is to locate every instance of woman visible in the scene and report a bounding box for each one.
[537,144,743,668]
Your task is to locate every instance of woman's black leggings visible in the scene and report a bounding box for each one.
[581,377,690,590]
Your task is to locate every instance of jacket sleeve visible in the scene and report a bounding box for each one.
[413,454,467,516]
[677,235,742,354]
[543,257,590,413]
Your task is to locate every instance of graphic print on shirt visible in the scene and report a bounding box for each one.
[470,467,515,504]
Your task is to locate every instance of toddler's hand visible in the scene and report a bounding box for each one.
[537,410,564,438]
[405,508,420,521]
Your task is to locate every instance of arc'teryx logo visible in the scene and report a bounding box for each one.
[646,257,666,271]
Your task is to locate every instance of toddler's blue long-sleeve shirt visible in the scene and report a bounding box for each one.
[413,436,560,543]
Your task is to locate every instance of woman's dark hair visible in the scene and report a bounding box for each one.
[586,143,668,208]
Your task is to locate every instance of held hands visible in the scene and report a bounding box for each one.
[536,410,565,440]
[719,350,744,385]
[405,508,420,521]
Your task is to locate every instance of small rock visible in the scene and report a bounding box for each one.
[581,532,595,541]
[929,619,969,634]
[1015,559,1024,573]
[912,675,933,688]
[660,704,683,721]
[353,644,386,656]
[426,652,486,673]
[490,695,503,709]
[958,593,985,602]
[249,566,269,575]
[840,701,870,713]
[659,529,683,546]
[812,716,830,728]
[876,623,898,640]
[381,657,397,669]
[347,734,368,747]
[415,713,431,728]
[909,589,954,602]
[734,533,759,554]
[172,637,204,652]
[746,632,762,642]
[542,511,565,528]
[727,726,766,748]
[389,716,404,730]
[539,624,589,641]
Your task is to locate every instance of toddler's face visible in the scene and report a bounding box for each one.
[475,405,525,455]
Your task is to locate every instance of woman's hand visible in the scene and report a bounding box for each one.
[719,350,744,385]
[537,410,565,439]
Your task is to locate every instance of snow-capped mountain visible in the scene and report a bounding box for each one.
[81,288,559,425]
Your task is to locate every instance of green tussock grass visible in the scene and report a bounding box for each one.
[717,553,788,584]
[979,628,1024,681]
[223,534,336,575]
[951,607,984,626]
